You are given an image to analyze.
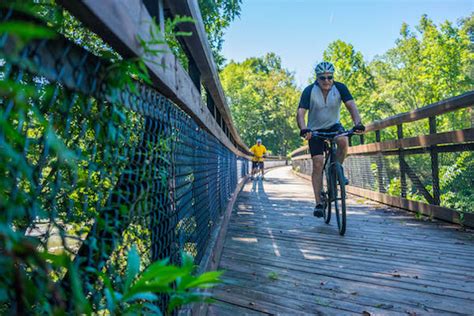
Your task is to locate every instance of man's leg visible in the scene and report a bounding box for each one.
[311,155,324,204]
[336,136,349,184]
[260,162,265,179]
[335,136,349,163]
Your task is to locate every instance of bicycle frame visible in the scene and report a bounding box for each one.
[313,129,353,199]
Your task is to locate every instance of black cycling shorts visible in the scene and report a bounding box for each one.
[308,123,344,157]
[252,161,264,169]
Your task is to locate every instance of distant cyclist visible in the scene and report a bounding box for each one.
[296,61,365,217]
[250,138,267,180]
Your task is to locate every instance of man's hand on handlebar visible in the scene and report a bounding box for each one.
[300,128,312,140]
[353,123,365,135]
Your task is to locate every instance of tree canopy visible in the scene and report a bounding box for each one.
[220,53,301,156]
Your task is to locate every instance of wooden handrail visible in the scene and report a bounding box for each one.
[348,128,474,155]
[289,145,308,157]
[290,91,474,158]
[365,91,474,132]
[58,0,250,158]
[164,0,249,154]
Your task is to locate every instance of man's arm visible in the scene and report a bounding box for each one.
[344,100,362,125]
[297,108,312,140]
[344,100,365,133]
[297,108,307,130]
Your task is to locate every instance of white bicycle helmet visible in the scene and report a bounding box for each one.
[315,61,335,75]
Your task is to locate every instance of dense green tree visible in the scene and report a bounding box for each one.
[321,40,393,128]
[370,15,472,131]
[221,53,300,155]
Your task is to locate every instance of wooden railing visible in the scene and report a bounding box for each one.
[291,91,474,227]
[59,0,251,157]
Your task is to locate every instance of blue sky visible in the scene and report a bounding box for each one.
[221,0,473,88]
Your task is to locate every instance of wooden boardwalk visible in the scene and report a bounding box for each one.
[208,167,474,315]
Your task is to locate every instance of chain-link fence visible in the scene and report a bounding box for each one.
[0,6,249,313]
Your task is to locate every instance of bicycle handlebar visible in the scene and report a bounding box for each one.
[311,128,355,139]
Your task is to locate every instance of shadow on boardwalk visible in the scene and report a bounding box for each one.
[208,166,474,316]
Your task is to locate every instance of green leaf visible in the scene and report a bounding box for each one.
[39,252,70,268]
[183,271,223,289]
[124,292,159,302]
[143,303,163,315]
[181,252,195,272]
[125,245,140,290]
[167,292,214,313]
[0,21,56,41]
[69,262,92,315]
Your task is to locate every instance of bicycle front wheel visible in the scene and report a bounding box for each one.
[333,162,347,235]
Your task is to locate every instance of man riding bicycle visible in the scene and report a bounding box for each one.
[296,61,365,218]
[250,138,267,180]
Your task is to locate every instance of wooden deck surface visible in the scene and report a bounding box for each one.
[208,166,474,315]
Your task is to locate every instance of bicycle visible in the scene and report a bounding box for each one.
[311,128,355,236]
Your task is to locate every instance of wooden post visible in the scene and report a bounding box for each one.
[397,124,407,198]
[143,0,165,34]
[375,130,385,193]
[360,134,365,144]
[188,57,201,93]
[471,106,474,128]
[429,116,440,205]
[206,88,215,117]
[375,130,381,142]
[158,0,165,34]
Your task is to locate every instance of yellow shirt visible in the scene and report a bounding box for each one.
[250,144,267,162]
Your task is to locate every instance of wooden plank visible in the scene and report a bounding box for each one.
[345,185,474,227]
[192,174,249,315]
[219,257,474,314]
[347,128,474,154]
[225,229,474,272]
[365,91,474,132]
[58,0,249,158]
[212,167,474,315]
[222,237,474,284]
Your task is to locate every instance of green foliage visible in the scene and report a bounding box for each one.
[165,1,242,70]
[97,250,222,315]
[221,53,301,155]
[0,234,221,315]
[198,0,242,69]
[440,152,474,212]
[322,40,393,127]
[0,2,222,314]
[267,271,279,281]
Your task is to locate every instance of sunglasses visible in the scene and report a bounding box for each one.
[318,75,333,81]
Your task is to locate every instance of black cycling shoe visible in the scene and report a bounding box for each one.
[343,175,349,185]
[313,204,324,218]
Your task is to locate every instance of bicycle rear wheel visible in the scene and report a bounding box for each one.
[333,162,346,235]
[322,165,331,224]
